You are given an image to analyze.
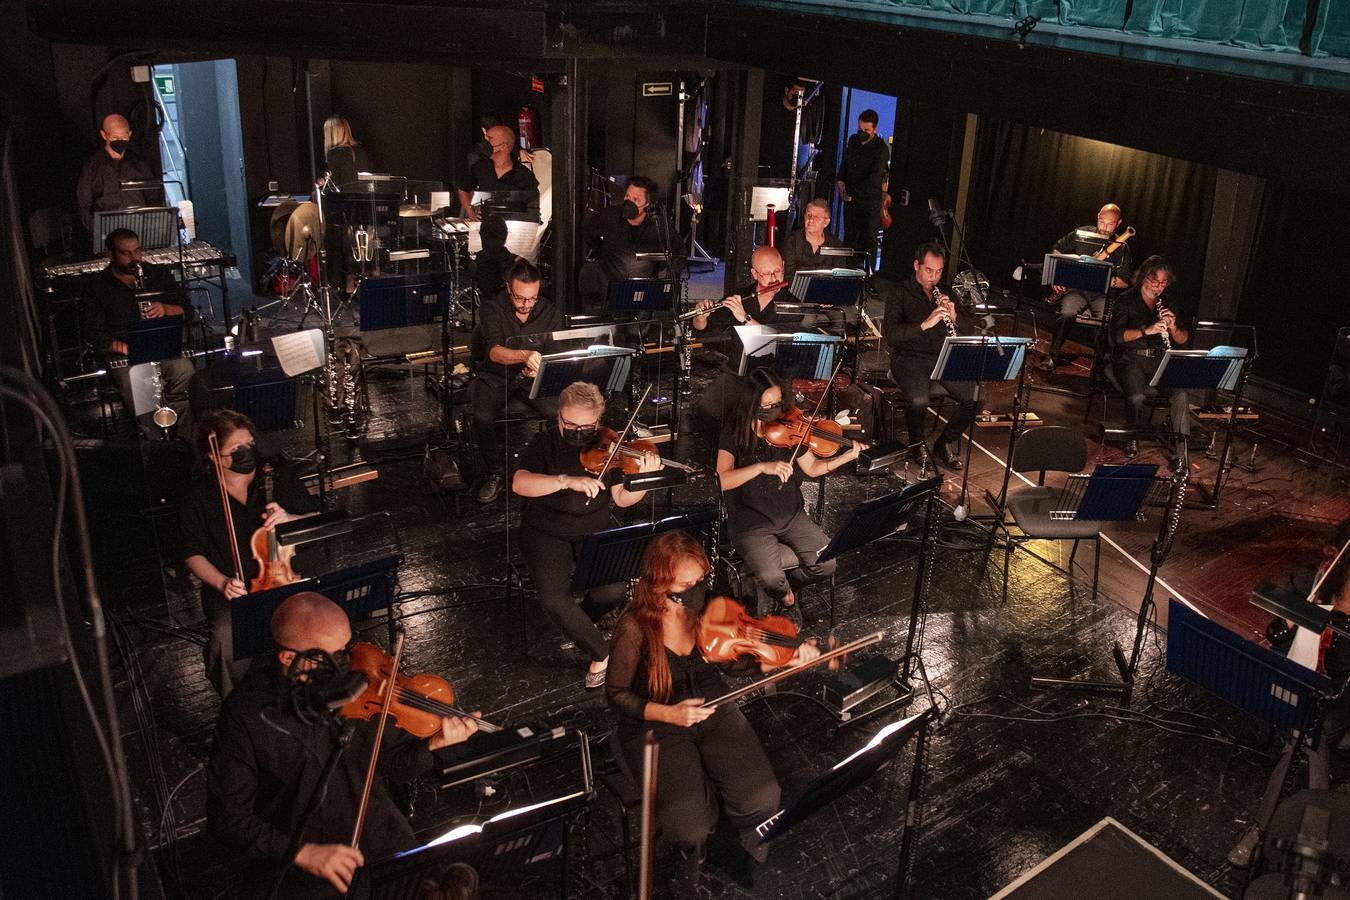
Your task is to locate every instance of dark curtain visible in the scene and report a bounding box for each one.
[963,120,1216,319]
[1312,0,1350,57]
[1237,181,1350,397]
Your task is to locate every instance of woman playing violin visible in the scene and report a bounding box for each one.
[181,410,319,696]
[605,531,819,869]
[716,368,863,616]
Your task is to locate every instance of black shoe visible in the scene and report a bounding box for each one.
[932,440,962,471]
[476,473,503,504]
[1123,440,1139,458]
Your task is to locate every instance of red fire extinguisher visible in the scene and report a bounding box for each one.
[517,104,539,151]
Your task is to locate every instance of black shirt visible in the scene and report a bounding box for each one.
[700,286,787,334]
[324,144,370,188]
[474,290,563,380]
[718,421,805,532]
[882,276,962,359]
[83,263,183,355]
[180,465,319,605]
[516,427,621,539]
[75,149,159,232]
[1053,227,1134,285]
[836,132,889,203]
[206,656,436,878]
[582,205,682,283]
[1109,285,1185,352]
[459,157,539,217]
[779,229,846,281]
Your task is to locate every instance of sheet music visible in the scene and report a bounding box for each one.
[504,221,540,256]
[430,190,451,212]
[271,328,326,377]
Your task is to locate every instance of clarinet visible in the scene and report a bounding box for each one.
[1156,300,1172,351]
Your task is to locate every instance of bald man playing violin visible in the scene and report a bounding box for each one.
[207,592,478,897]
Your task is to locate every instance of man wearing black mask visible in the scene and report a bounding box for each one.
[76,113,161,233]
[578,175,682,304]
[207,591,478,897]
[512,381,659,689]
[181,410,320,696]
[835,109,889,269]
[456,123,538,222]
[468,258,562,504]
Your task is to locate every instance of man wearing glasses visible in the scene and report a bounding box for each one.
[469,258,562,503]
[1109,255,1191,465]
[778,198,845,282]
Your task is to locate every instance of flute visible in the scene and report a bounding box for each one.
[677,280,788,320]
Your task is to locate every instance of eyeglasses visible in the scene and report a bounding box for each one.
[559,413,599,429]
[510,291,539,306]
[1145,275,1171,288]
[755,268,784,279]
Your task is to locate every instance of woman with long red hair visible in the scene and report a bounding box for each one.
[605,530,818,870]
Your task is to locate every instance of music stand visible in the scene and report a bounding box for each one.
[733,326,842,379]
[605,278,677,318]
[230,555,401,660]
[357,272,451,331]
[93,206,178,253]
[528,345,635,400]
[230,368,299,433]
[756,707,939,900]
[570,510,718,596]
[124,315,185,365]
[788,269,866,307]
[1041,254,1112,295]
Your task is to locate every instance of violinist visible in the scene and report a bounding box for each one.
[511,381,660,689]
[606,531,819,869]
[181,410,319,696]
[717,368,862,616]
[469,258,562,504]
[207,592,478,898]
[882,242,978,470]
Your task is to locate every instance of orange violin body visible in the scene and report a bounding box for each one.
[697,595,799,668]
[249,464,301,593]
[341,642,460,739]
[579,426,661,476]
[760,407,851,459]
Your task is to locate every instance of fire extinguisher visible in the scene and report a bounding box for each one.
[517,104,539,151]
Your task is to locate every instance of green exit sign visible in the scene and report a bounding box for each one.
[153,74,175,97]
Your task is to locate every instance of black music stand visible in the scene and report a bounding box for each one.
[92,206,177,253]
[787,269,866,308]
[124,315,185,365]
[1029,464,1179,702]
[226,368,299,433]
[528,345,636,400]
[570,510,719,596]
[606,277,677,318]
[1041,253,1113,296]
[734,327,843,380]
[358,272,454,432]
[757,707,939,900]
[230,554,401,660]
[1148,347,1248,507]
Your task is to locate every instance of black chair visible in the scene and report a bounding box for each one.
[595,730,642,897]
[992,425,1103,604]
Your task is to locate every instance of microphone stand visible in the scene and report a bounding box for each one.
[269,716,356,899]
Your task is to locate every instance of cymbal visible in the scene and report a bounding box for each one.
[399,204,433,218]
[284,201,322,261]
[268,200,299,255]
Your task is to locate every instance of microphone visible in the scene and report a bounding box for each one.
[289,670,367,721]
[927,199,951,225]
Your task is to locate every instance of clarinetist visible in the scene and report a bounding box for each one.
[1109,255,1191,468]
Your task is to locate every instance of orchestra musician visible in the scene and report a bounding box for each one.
[1042,203,1134,370]
[835,109,889,268]
[717,368,861,616]
[512,382,660,689]
[882,242,978,470]
[605,530,819,869]
[181,410,319,696]
[778,198,845,282]
[1108,255,1190,465]
[469,258,562,505]
[578,175,681,304]
[83,227,196,439]
[206,591,478,897]
[75,113,159,233]
[456,124,538,222]
[323,116,369,188]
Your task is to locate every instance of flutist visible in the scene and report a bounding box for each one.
[1109,255,1190,468]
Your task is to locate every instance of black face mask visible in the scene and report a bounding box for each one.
[755,403,783,422]
[622,199,641,220]
[109,139,130,155]
[227,444,259,475]
[474,137,492,159]
[668,583,708,609]
[857,129,872,143]
[561,425,598,448]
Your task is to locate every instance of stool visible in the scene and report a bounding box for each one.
[595,730,642,896]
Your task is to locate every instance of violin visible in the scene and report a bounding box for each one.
[760,407,863,459]
[579,426,695,476]
[697,595,801,668]
[248,463,302,593]
[880,191,893,230]
[342,641,502,737]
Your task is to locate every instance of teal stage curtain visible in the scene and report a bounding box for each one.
[1311,0,1350,57]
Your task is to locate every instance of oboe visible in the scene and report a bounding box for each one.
[1156,300,1172,351]
[933,286,957,337]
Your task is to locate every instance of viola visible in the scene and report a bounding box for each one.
[760,407,863,459]
[696,595,801,668]
[249,463,302,593]
[579,427,694,477]
[342,642,502,737]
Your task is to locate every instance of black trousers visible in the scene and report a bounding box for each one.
[618,704,781,852]
[203,592,250,697]
[889,355,978,446]
[842,199,881,269]
[1112,352,1190,446]
[519,529,627,661]
[1048,290,1107,357]
[469,375,555,475]
[729,507,835,603]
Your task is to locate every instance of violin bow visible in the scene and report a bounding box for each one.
[351,629,407,849]
[207,431,244,583]
[585,382,653,506]
[780,359,845,486]
[699,630,883,709]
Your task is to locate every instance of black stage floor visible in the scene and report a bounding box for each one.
[97,320,1345,899]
